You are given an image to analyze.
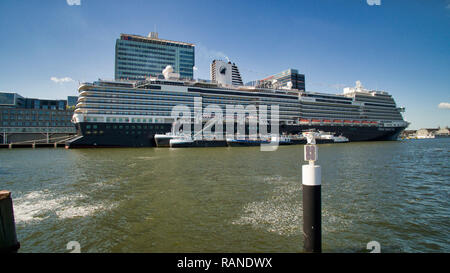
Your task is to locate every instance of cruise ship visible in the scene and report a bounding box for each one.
[66,64,408,148]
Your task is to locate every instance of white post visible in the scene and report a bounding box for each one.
[302,132,322,253]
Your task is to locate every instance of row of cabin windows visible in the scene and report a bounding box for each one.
[84,124,166,136]
[2,121,72,127]
[87,88,196,98]
[86,124,165,130]
[86,130,149,136]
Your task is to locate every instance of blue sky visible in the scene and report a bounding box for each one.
[0,0,449,129]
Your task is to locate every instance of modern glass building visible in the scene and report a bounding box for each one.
[115,32,195,81]
[0,92,69,110]
[0,92,24,107]
[67,96,78,107]
[23,98,67,110]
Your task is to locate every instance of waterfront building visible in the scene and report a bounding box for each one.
[115,32,195,81]
[0,92,76,144]
[0,92,24,108]
[435,127,449,136]
[415,127,449,139]
[416,128,438,139]
[210,60,244,86]
[67,96,78,107]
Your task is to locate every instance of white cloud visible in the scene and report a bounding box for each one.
[438,102,450,109]
[366,0,381,6]
[196,43,230,63]
[66,0,81,6]
[51,77,74,83]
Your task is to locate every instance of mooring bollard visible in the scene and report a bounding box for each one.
[302,133,322,253]
[0,191,20,253]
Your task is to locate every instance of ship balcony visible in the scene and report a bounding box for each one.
[78,83,92,92]
[75,101,87,108]
[77,96,87,102]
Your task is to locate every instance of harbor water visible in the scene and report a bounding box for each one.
[0,139,448,252]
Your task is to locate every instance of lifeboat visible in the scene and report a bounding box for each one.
[311,119,321,124]
[323,119,332,124]
[343,120,352,125]
[361,121,371,126]
[370,121,378,126]
[353,120,361,125]
[300,119,310,124]
[333,119,343,124]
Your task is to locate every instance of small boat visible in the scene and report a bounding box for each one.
[161,119,228,148]
[269,134,294,145]
[267,134,308,145]
[316,132,335,144]
[169,136,194,147]
[154,133,176,147]
[302,130,349,144]
[279,135,294,145]
[155,121,184,147]
[290,135,307,145]
[169,136,227,148]
[333,135,349,143]
[226,138,271,147]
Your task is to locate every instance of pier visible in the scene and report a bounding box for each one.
[0,134,76,149]
[0,191,20,253]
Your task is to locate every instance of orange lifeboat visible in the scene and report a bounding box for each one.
[300,119,310,124]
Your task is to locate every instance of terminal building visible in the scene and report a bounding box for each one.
[115,32,195,81]
[0,92,76,144]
